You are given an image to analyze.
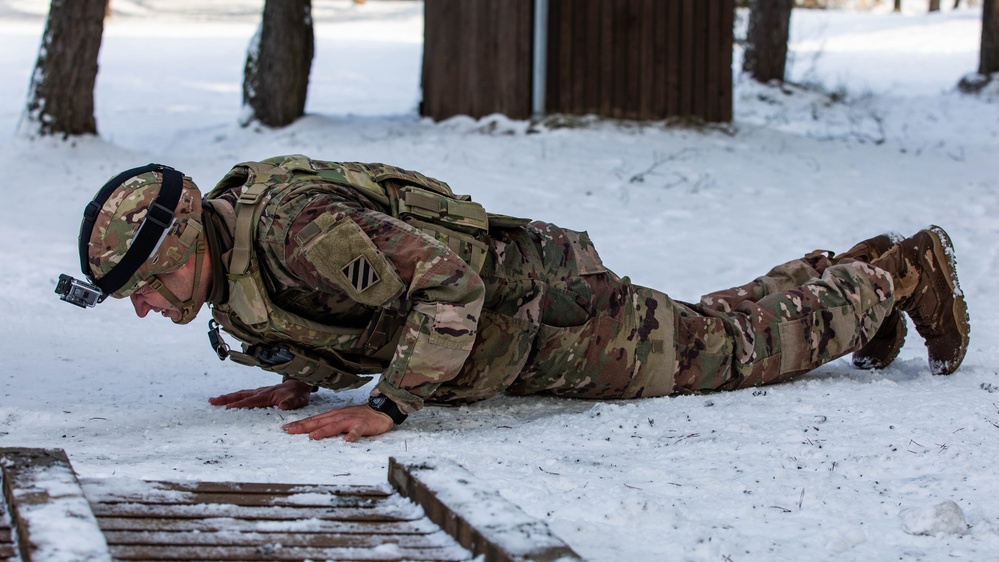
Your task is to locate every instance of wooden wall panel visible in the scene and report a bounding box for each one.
[545,0,734,122]
[422,0,533,120]
[422,0,734,123]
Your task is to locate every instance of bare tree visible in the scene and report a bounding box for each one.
[929,0,941,11]
[983,0,999,75]
[895,0,902,12]
[242,0,315,128]
[743,0,794,83]
[23,0,109,137]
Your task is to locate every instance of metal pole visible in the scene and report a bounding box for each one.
[532,0,549,119]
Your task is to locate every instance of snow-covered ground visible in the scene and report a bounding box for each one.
[1,1,997,560]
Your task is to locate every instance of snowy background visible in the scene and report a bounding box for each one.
[1,0,998,560]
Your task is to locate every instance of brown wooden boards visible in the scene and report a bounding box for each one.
[0,447,111,562]
[1,449,584,562]
[83,478,467,561]
[422,0,735,122]
[389,456,584,562]
[1,478,18,561]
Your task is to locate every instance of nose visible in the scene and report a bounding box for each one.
[130,292,151,318]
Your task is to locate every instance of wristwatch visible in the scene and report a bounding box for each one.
[368,395,408,425]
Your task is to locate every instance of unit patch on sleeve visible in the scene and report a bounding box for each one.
[342,255,380,293]
[302,215,405,307]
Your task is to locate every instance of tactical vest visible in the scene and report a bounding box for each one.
[205,155,527,389]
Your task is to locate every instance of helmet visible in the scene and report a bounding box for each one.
[84,165,203,298]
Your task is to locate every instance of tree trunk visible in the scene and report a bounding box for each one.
[894,0,902,12]
[929,0,941,11]
[242,0,314,128]
[743,0,794,84]
[983,0,999,75]
[23,0,108,137]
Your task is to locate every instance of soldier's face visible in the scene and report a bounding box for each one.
[129,264,196,323]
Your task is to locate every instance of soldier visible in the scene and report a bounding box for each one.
[57,155,971,441]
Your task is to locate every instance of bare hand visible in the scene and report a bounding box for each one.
[209,380,314,411]
[283,405,394,442]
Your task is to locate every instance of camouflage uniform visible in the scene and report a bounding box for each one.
[206,156,895,414]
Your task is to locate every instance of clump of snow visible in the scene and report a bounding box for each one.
[900,500,969,536]
[81,477,193,503]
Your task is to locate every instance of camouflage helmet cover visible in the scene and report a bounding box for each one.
[86,169,203,298]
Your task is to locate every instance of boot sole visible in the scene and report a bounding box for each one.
[925,225,971,375]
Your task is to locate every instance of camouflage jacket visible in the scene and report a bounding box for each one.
[206,156,677,413]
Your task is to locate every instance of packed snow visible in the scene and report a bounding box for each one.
[1,1,998,560]
[4,460,111,562]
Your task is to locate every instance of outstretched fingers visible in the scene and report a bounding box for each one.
[283,405,394,441]
[209,382,313,410]
[208,389,259,407]
[210,390,274,409]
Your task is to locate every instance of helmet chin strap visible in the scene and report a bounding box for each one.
[148,239,206,325]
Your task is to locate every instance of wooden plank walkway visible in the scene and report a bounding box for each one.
[84,479,469,561]
[0,448,583,562]
[1,483,16,562]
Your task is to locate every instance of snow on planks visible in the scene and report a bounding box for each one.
[0,448,583,562]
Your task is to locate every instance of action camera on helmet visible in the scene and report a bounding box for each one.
[56,163,184,309]
[55,274,103,308]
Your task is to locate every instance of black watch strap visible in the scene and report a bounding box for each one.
[368,395,408,425]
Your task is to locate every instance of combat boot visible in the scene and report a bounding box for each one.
[834,233,906,370]
[870,226,970,375]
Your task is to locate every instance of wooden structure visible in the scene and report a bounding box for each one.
[0,448,583,562]
[421,0,534,121]
[422,0,735,122]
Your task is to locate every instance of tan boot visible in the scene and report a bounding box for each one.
[834,233,906,369]
[871,226,970,375]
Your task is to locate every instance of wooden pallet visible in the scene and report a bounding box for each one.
[1,480,14,562]
[0,448,582,562]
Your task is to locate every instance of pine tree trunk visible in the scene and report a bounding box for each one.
[929,0,941,11]
[242,0,314,128]
[23,0,108,137]
[983,0,999,75]
[743,0,794,84]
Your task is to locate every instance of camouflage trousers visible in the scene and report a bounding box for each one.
[504,236,896,400]
[672,252,895,393]
[458,224,897,403]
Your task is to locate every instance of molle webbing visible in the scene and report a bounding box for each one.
[212,307,378,390]
[208,156,527,386]
[218,157,499,277]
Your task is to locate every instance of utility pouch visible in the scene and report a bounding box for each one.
[226,272,271,327]
[406,217,489,273]
[397,186,489,236]
[228,342,372,391]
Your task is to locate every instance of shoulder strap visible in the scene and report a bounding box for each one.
[230,183,269,276]
[228,162,282,276]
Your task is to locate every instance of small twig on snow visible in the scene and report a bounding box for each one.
[629,148,695,184]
